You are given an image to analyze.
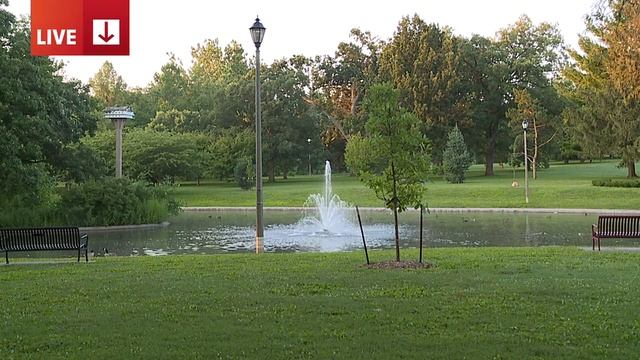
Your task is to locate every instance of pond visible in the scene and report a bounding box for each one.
[74,209,638,257]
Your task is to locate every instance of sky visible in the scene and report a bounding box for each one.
[7,0,596,88]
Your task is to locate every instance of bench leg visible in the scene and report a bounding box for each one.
[77,248,81,262]
[5,251,8,264]
[592,237,595,251]
[598,238,601,251]
[85,248,88,262]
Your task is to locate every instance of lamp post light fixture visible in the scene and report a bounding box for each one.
[104,106,134,178]
[522,120,529,204]
[250,17,266,253]
[307,138,312,176]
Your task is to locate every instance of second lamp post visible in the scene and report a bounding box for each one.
[522,120,529,204]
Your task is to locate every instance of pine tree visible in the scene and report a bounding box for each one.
[442,125,472,183]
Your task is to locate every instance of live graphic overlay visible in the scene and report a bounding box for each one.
[31,0,129,56]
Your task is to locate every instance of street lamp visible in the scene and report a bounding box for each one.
[522,120,529,204]
[104,107,134,178]
[307,138,312,175]
[250,17,266,253]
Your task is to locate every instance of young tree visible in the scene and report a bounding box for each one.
[506,89,561,179]
[442,125,472,183]
[345,84,430,261]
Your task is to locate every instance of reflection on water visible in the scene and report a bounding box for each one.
[75,210,640,257]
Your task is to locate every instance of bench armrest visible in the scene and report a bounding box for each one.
[80,233,88,247]
[591,224,598,236]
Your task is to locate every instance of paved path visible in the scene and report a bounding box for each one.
[183,207,639,214]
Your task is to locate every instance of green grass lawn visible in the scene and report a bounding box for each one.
[2,247,640,359]
[175,160,640,209]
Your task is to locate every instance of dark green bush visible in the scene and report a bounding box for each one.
[592,179,640,188]
[234,158,253,190]
[56,177,182,226]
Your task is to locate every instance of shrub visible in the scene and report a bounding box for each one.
[56,177,182,226]
[234,158,254,190]
[442,125,472,183]
[592,179,640,188]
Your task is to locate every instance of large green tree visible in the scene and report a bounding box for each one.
[559,11,640,177]
[604,0,640,100]
[261,58,318,182]
[461,16,565,175]
[345,84,430,261]
[0,8,97,203]
[312,29,382,168]
[379,15,467,163]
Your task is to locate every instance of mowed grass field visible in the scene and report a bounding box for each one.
[2,248,640,359]
[174,160,640,209]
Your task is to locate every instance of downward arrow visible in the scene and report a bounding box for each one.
[98,21,114,42]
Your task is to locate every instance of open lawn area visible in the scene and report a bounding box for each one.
[1,247,639,359]
[175,160,640,209]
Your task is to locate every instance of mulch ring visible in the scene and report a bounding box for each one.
[363,260,435,270]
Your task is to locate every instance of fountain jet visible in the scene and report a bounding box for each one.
[304,161,352,233]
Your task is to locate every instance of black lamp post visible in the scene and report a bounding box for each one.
[522,120,529,204]
[250,17,266,253]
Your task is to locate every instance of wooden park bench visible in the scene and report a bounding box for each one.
[592,215,640,251]
[0,227,88,264]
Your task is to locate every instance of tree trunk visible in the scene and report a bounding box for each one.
[267,160,276,183]
[391,162,400,262]
[283,165,288,180]
[350,83,360,116]
[627,160,637,178]
[532,120,539,180]
[484,143,495,176]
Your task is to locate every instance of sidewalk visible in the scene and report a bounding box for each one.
[183,207,639,214]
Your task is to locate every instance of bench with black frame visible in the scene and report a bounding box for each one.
[592,215,640,251]
[0,227,88,264]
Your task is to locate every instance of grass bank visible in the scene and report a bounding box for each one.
[2,247,639,358]
[174,161,640,209]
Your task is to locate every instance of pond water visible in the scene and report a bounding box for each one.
[70,209,639,257]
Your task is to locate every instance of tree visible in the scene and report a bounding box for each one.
[0,12,98,204]
[88,61,128,107]
[311,29,382,168]
[379,15,468,163]
[442,125,473,183]
[604,0,640,100]
[83,129,210,183]
[208,128,254,181]
[188,39,252,131]
[559,11,640,178]
[506,89,562,179]
[460,16,565,175]
[148,55,190,112]
[345,84,430,261]
[261,59,318,182]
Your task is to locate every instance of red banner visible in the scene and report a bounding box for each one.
[31,0,130,56]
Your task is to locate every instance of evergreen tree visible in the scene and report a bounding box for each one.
[442,125,472,183]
